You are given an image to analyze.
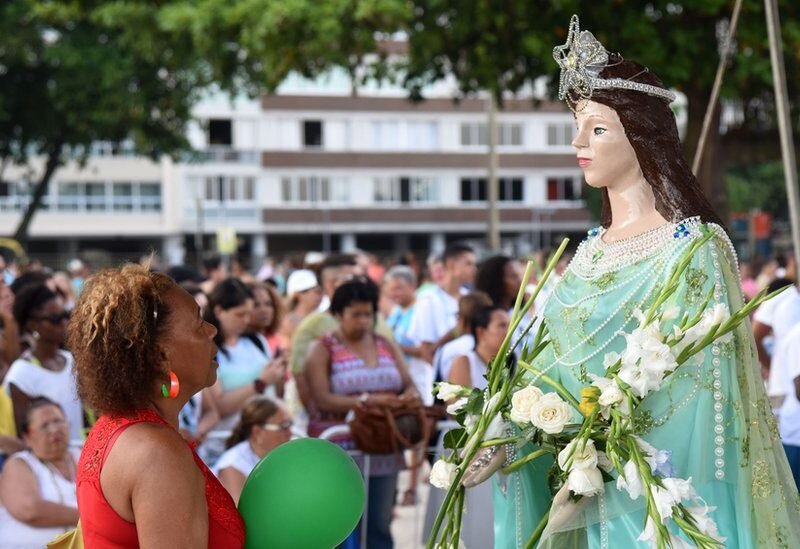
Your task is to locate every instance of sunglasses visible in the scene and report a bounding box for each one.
[34,311,70,324]
[261,420,293,432]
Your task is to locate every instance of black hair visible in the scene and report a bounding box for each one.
[204,277,253,352]
[21,397,64,434]
[589,57,723,228]
[320,253,358,270]
[442,244,474,265]
[470,304,507,343]
[13,283,58,332]
[475,255,513,307]
[767,277,793,295]
[10,272,50,295]
[202,255,222,272]
[330,277,379,317]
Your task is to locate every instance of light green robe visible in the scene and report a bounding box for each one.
[493,220,800,548]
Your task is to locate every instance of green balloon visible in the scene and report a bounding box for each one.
[239,438,365,549]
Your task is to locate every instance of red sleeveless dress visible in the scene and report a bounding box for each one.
[76,409,245,548]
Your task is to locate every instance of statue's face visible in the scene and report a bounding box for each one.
[572,100,641,189]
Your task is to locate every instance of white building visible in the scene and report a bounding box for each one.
[0,70,589,268]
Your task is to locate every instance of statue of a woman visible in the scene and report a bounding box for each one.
[492,16,800,548]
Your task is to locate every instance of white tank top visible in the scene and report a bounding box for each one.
[466,351,489,391]
[0,450,79,549]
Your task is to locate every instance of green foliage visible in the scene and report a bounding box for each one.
[726,161,791,218]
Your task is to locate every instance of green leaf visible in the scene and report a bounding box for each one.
[444,428,467,450]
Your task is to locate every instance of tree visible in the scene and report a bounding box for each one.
[0,1,218,246]
[402,1,800,220]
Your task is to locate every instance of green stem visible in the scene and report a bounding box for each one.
[501,448,550,475]
[518,360,581,410]
[452,489,465,548]
[523,501,553,549]
[481,435,523,448]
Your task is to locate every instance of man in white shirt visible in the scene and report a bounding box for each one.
[753,282,800,407]
[407,244,477,365]
[775,321,800,486]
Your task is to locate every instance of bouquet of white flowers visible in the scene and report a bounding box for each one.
[427,231,783,549]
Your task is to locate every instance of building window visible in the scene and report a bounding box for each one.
[372,121,400,150]
[374,177,438,204]
[460,123,524,146]
[86,183,106,211]
[113,183,134,211]
[139,183,161,211]
[281,176,348,204]
[460,177,524,202]
[460,123,488,146]
[407,121,439,150]
[547,123,574,146]
[547,176,581,201]
[203,176,255,203]
[303,120,323,148]
[208,119,233,146]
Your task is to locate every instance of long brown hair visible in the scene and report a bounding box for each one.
[225,396,280,449]
[586,57,724,228]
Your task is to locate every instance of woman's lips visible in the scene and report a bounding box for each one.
[578,157,592,168]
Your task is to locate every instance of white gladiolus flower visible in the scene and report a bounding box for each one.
[661,304,680,321]
[603,351,622,370]
[635,437,675,477]
[685,505,726,544]
[597,381,625,408]
[616,459,644,500]
[510,386,544,424]
[566,466,604,496]
[661,477,697,503]
[668,534,694,549]
[530,392,573,434]
[617,363,656,399]
[430,460,458,490]
[464,413,478,433]
[484,413,506,441]
[637,517,657,545]
[596,451,614,473]
[557,438,598,472]
[650,485,678,523]
[446,397,468,416]
[436,382,467,401]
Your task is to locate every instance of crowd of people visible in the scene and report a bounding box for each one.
[0,243,797,548]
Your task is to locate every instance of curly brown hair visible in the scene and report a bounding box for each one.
[67,264,176,414]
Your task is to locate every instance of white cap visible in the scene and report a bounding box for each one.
[67,259,84,273]
[286,269,319,296]
[304,251,326,266]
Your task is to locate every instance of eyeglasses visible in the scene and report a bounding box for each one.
[34,311,70,324]
[261,420,293,432]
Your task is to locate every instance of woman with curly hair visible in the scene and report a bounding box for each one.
[69,264,244,548]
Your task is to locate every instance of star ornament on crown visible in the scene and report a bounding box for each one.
[553,15,677,107]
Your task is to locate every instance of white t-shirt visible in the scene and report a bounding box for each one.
[776,323,800,446]
[0,449,80,549]
[754,286,800,397]
[407,286,465,346]
[435,335,475,383]
[2,351,83,443]
[212,440,261,479]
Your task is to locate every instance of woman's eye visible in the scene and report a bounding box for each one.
[593,127,607,136]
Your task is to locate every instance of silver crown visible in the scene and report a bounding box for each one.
[553,15,676,105]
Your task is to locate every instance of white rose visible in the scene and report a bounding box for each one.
[566,466,604,496]
[616,459,644,500]
[557,438,598,472]
[510,386,544,423]
[446,397,468,416]
[484,413,506,441]
[430,460,458,490]
[436,382,466,402]
[529,392,573,434]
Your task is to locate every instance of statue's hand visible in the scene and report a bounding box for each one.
[461,445,507,488]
